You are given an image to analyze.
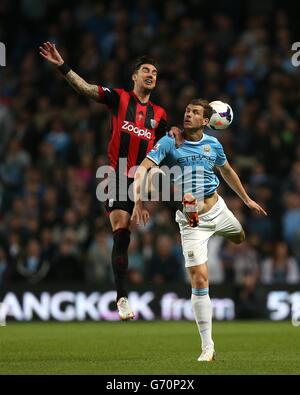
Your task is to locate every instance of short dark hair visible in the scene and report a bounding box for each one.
[188,98,213,120]
[132,55,158,74]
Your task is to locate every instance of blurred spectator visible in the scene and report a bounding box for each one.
[0,247,9,286]
[146,234,183,284]
[220,241,235,283]
[235,271,266,319]
[282,192,300,245]
[0,103,13,157]
[260,241,300,284]
[40,227,56,264]
[45,120,70,161]
[85,229,112,285]
[0,1,299,287]
[16,239,50,283]
[233,241,260,285]
[246,209,275,242]
[140,231,154,261]
[0,139,31,190]
[128,233,145,285]
[51,230,81,280]
[7,233,22,263]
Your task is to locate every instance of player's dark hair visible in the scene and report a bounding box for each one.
[132,55,158,74]
[189,99,213,120]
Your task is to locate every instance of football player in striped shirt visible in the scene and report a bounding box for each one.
[40,42,173,320]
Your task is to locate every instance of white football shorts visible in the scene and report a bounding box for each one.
[175,195,243,267]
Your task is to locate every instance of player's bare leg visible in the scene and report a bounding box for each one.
[110,209,135,320]
[225,229,246,244]
[187,263,215,362]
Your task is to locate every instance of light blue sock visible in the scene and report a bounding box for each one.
[191,288,214,350]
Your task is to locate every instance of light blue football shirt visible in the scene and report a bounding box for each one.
[146,133,227,200]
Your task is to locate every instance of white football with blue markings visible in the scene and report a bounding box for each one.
[208,100,233,130]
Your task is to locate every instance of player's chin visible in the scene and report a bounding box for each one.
[144,82,156,90]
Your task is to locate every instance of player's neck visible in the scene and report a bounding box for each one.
[183,129,204,142]
[133,87,151,104]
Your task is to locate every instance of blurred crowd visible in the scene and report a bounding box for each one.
[0,0,300,294]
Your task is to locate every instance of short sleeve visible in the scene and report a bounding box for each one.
[214,142,227,167]
[154,109,168,142]
[97,86,120,110]
[146,135,174,165]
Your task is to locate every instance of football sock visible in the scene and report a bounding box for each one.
[112,228,131,302]
[191,288,214,350]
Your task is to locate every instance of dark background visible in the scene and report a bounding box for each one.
[0,1,300,319]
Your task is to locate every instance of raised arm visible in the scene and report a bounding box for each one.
[39,42,99,101]
[218,161,267,216]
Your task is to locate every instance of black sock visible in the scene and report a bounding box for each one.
[112,228,131,302]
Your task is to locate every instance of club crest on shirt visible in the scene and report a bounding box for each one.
[138,111,144,121]
[188,251,194,258]
[152,143,160,151]
[203,145,211,153]
[150,119,157,129]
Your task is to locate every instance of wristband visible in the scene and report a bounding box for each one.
[58,62,71,75]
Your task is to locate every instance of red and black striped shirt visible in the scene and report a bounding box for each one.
[98,86,167,178]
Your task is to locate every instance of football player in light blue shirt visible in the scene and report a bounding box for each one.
[132,98,267,362]
[145,119,227,200]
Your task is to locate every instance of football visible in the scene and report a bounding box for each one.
[208,100,233,130]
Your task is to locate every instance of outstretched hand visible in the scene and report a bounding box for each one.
[168,126,184,147]
[39,42,64,66]
[131,203,150,226]
[245,198,267,216]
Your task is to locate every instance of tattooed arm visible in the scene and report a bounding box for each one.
[63,70,99,101]
[39,41,99,101]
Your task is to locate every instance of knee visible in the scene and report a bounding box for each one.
[195,278,208,289]
[238,229,246,243]
[113,219,130,231]
[191,272,208,289]
[231,229,246,244]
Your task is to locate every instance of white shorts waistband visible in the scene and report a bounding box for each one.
[176,195,226,224]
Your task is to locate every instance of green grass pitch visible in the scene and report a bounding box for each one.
[0,321,299,375]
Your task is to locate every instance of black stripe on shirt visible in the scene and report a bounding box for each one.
[125,95,137,122]
[116,132,131,178]
[135,139,149,167]
[144,104,154,129]
[118,131,131,158]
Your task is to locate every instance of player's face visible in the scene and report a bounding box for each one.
[183,105,209,130]
[132,64,157,91]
